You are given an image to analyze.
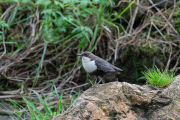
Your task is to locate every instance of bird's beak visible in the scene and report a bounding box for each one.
[77,54,82,56]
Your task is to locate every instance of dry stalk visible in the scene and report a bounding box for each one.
[148,0,180,37]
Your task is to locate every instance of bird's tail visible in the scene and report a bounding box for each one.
[111,65,123,71]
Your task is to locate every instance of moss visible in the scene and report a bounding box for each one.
[174,10,180,34]
[0,5,2,17]
[135,42,158,56]
[9,35,24,41]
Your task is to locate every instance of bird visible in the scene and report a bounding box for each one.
[77,51,122,86]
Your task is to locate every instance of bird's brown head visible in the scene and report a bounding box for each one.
[77,51,97,60]
[77,51,91,57]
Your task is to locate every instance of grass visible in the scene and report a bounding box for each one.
[142,66,175,87]
[1,0,180,119]
[6,87,78,120]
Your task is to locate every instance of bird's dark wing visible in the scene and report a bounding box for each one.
[95,59,115,72]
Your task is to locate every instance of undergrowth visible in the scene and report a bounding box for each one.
[6,86,79,120]
[0,0,180,119]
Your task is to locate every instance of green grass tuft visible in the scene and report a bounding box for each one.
[142,66,175,87]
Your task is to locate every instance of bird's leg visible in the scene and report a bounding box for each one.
[94,76,98,85]
[90,76,101,87]
[101,77,105,84]
[91,76,103,88]
[97,76,103,85]
[90,76,97,88]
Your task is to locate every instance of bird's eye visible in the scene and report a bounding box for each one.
[82,53,85,56]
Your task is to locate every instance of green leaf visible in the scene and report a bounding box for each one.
[22,0,31,2]
[58,27,66,33]
[85,8,93,15]
[79,39,88,48]
[36,0,51,5]
[54,1,60,5]
[0,20,9,29]
[41,9,53,14]
[92,0,100,3]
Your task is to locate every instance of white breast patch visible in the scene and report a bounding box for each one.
[82,56,97,73]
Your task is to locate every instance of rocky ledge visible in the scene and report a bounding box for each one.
[52,75,180,120]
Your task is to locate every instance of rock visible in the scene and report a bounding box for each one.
[52,75,180,120]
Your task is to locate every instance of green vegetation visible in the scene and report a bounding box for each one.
[136,42,158,56]
[0,0,133,118]
[0,0,130,89]
[142,66,175,87]
[7,87,78,120]
[174,10,180,33]
[0,0,180,119]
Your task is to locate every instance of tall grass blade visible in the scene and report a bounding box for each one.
[90,24,98,51]
[132,57,138,78]
[9,6,18,25]
[23,97,43,119]
[152,57,155,68]
[33,41,48,87]
[112,0,135,21]
[32,90,51,115]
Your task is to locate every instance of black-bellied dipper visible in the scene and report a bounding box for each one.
[77,51,122,86]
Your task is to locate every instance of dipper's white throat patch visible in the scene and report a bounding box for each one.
[82,56,97,73]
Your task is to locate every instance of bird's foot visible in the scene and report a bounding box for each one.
[90,82,100,88]
[90,77,103,88]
